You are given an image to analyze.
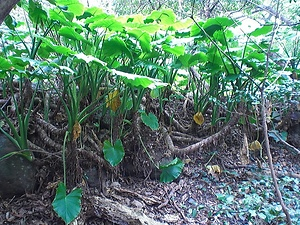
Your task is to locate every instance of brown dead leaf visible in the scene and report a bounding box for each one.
[249,140,262,151]
[106,89,121,112]
[72,121,81,141]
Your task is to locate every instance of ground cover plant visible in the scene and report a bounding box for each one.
[0,0,299,224]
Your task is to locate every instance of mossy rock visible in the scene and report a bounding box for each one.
[0,133,36,198]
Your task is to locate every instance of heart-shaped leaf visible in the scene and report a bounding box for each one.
[159,158,184,183]
[52,182,82,224]
[103,139,125,166]
[141,111,159,130]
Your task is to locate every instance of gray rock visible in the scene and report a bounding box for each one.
[0,133,36,198]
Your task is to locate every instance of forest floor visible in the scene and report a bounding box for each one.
[0,98,300,225]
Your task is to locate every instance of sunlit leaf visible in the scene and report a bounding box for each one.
[159,158,184,183]
[52,183,82,224]
[74,53,107,66]
[85,13,113,24]
[147,9,176,25]
[55,0,84,16]
[127,29,151,52]
[162,44,185,57]
[204,17,234,30]
[103,139,125,167]
[89,19,124,32]
[112,70,168,89]
[250,25,273,37]
[193,112,204,125]
[190,22,205,37]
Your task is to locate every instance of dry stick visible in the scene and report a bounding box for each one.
[261,2,292,224]
[268,130,300,154]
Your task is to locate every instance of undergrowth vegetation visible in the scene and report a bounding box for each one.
[0,0,299,224]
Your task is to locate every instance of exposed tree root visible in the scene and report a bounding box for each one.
[78,148,113,174]
[162,110,241,156]
[171,131,203,143]
[35,117,68,136]
[163,110,189,133]
[88,195,167,225]
[35,125,63,151]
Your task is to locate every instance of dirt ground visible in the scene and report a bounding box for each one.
[0,98,299,225]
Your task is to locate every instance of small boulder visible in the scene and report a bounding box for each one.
[0,133,36,198]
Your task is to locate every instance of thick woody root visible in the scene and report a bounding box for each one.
[162,109,241,156]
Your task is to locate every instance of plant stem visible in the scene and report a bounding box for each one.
[62,131,69,187]
[260,1,291,224]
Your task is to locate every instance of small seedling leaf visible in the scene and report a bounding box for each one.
[52,182,82,225]
[103,139,125,166]
[159,158,184,183]
[141,111,159,130]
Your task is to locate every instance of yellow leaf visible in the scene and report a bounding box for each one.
[193,112,204,125]
[249,140,262,151]
[207,165,221,174]
[72,121,81,141]
[106,89,121,112]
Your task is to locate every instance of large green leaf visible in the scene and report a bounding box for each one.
[147,9,176,25]
[127,29,151,52]
[203,17,235,30]
[58,27,91,45]
[49,9,82,29]
[250,25,273,37]
[55,0,84,16]
[159,158,184,183]
[0,57,12,70]
[134,24,160,34]
[102,37,132,60]
[112,70,168,89]
[140,111,159,130]
[178,53,207,68]
[162,44,185,57]
[73,53,107,66]
[52,183,82,225]
[40,38,76,55]
[28,0,47,24]
[103,139,125,167]
[89,19,124,32]
[85,13,113,25]
[190,17,234,37]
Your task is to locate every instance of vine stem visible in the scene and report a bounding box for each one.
[260,1,291,224]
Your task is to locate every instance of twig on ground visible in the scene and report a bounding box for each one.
[268,130,300,154]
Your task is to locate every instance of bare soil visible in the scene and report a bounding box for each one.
[0,96,299,225]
